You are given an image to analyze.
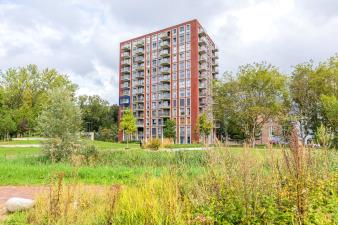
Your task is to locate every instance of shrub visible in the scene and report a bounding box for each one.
[145,138,161,150]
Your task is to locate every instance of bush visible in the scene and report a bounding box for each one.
[145,138,161,150]
[76,144,99,165]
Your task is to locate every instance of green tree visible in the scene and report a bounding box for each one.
[37,87,82,161]
[198,113,213,145]
[214,63,289,147]
[163,119,176,141]
[119,109,136,148]
[0,112,16,140]
[0,65,76,136]
[290,56,337,144]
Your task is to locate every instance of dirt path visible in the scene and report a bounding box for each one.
[0,186,47,222]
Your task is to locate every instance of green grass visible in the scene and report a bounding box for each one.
[0,139,42,145]
[0,147,41,156]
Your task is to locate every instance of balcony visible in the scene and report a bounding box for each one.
[159,49,170,57]
[199,90,207,97]
[199,82,207,89]
[121,59,130,67]
[212,48,219,53]
[160,40,170,49]
[199,72,207,80]
[198,28,206,37]
[159,32,170,40]
[133,97,144,103]
[159,58,170,66]
[135,113,144,119]
[198,37,207,46]
[213,52,219,59]
[159,94,170,100]
[121,75,130,81]
[159,110,170,117]
[212,67,219,75]
[136,120,144,127]
[133,72,144,79]
[199,99,207,106]
[159,75,170,83]
[121,90,130,96]
[121,82,130,90]
[122,52,130,59]
[159,67,170,75]
[198,64,207,72]
[134,56,144,63]
[121,67,130,74]
[159,85,170,92]
[134,80,144,87]
[134,48,144,55]
[134,104,144,111]
[199,55,207,63]
[135,40,145,48]
[134,64,145,72]
[133,88,144,95]
[122,45,131,51]
[159,103,170,109]
[199,46,207,54]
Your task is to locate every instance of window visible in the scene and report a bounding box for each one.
[186,108,190,116]
[152,42,157,49]
[152,128,156,136]
[173,99,177,107]
[186,24,190,32]
[179,26,184,33]
[187,99,190,106]
[180,107,185,116]
[186,69,191,78]
[186,79,190,87]
[186,60,190,69]
[173,28,177,35]
[180,99,185,107]
[186,33,190,41]
[179,79,185,87]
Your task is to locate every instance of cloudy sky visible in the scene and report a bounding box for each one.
[0,0,337,104]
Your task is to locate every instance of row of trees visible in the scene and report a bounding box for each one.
[0,65,118,141]
[214,55,337,147]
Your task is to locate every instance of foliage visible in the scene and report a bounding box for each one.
[37,87,82,161]
[315,124,334,148]
[78,95,119,132]
[290,56,338,143]
[0,65,76,136]
[145,138,161,150]
[197,113,213,144]
[95,126,118,142]
[119,109,136,147]
[0,112,16,140]
[163,119,176,141]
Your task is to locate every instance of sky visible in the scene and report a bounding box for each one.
[0,0,337,104]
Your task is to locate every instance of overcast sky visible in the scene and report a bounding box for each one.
[0,0,337,104]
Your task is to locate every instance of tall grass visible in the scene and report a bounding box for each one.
[5,135,337,224]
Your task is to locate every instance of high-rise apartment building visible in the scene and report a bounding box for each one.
[118,19,218,144]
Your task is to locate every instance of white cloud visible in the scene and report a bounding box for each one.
[0,0,337,104]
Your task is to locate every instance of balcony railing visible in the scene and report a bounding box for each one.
[159,32,170,40]
[198,28,206,37]
[121,67,130,74]
[199,82,207,89]
[159,67,170,74]
[159,49,170,57]
[159,111,170,117]
[134,64,145,71]
[134,56,144,63]
[133,72,144,79]
[135,40,145,48]
[121,83,130,89]
[199,55,207,63]
[213,52,219,59]
[134,105,144,111]
[159,85,170,92]
[198,64,207,72]
[121,75,130,81]
[199,46,207,54]
[122,52,130,58]
[199,90,207,97]
[135,114,144,119]
[199,72,207,80]
[133,97,144,102]
[160,40,170,49]
[198,37,207,45]
[121,90,130,96]
[159,94,170,100]
[159,75,170,82]
[134,48,144,55]
[122,45,131,51]
[133,89,144,95]
[133,81,144,87]
[159,58,170,66]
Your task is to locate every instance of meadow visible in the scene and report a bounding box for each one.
[1,138,337,224]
